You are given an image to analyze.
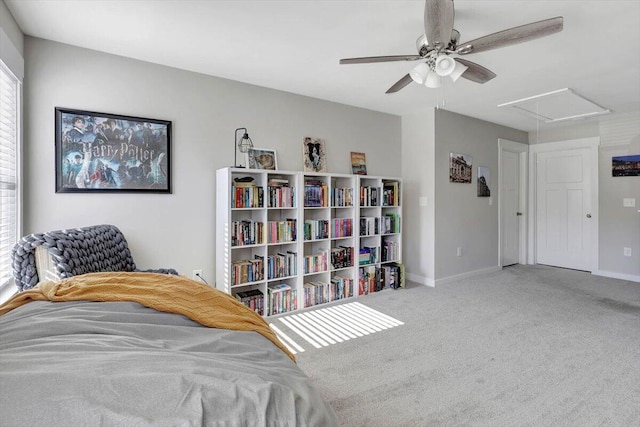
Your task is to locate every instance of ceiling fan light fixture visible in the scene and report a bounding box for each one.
[409,63,430,84]
[434,55,456,76]
[339,2,564,94]
[449,61,468,82]
[424,71,442,88]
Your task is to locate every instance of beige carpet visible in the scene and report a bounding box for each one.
[273,265,640,426]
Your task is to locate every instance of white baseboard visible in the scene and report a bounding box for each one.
[592,270,640,283]
[434,265,503,286]
[406,272,435,287]
[408,267,640,287]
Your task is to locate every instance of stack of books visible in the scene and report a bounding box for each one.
[268,177,295,208]
[231,256,264,285]
[382,181,400,206]
[268,283,297,315]
[304,180,329,207]
[331,246,354,269]
[303,249,328,274]
[235,289,264,315]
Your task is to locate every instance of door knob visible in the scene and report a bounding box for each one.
[586,214,592,218]
[516,212,522,216]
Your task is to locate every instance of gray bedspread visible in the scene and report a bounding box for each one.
[0,300,337,427]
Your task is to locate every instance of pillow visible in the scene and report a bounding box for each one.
[35,246,61,283]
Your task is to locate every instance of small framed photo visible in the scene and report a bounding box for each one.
[351,152,367,175]
[55,107,171,193]
[612,154,640,176]
[449,152,472,183]
[247,148,278,170]
[303,136,326,173]
[477,166,490,197]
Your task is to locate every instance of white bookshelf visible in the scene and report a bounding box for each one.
[216,167,402,317]
[356,175,403,295]
[301,172,357,309]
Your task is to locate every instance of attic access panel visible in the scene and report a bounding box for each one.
[498,88,610,123]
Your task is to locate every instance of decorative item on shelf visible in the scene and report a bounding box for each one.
[233,176,255,186]
[350,152,367,175]
[303,136,326,173]
[247,147,278,170]
[233,128,254,168]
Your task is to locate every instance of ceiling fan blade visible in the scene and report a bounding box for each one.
[386,74,414,94]
[456,16,563,55]
[340,55,423,64]
[424,0,455,49]
[455,59,497,84]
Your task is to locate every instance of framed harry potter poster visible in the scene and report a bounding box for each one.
[55,107,172,193]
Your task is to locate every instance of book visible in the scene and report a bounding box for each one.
[268,178,290,186]
[234,182,255,188]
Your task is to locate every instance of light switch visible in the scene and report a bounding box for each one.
[623,198,636,207]
[419,197,427,207]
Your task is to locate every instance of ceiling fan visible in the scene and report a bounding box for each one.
[339,0,563,93]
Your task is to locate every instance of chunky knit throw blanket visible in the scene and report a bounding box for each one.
[0,272,294,362]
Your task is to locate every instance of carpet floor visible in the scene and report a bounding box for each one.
[272,265,640,426]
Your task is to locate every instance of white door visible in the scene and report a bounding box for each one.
[499,139,527,267]
[501,149,520,266]
[536,147,594,271]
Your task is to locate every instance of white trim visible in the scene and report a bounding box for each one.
[0,278,17,304]
[497,88,610,123]
[406,272,435,287]
[498,139,528,267]
[592,270,640,283]
[434,265,502,286]
[0,58,22,299]
[529,137,600,153]
[528,137,600,270]
[0,26,24,81]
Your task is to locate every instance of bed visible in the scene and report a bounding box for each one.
[0,271,337,426]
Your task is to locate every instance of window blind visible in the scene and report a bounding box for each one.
[0,60,18,290]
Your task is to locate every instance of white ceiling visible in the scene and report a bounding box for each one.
[6,0,640,132]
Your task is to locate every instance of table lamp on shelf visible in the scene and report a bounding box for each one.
[234,127,254,168]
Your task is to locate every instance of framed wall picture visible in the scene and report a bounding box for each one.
[351,152,367,175]
[612,154,640,176]
[55,107,171,193]
[247,147,278,170]
[449,153,472,183]
[303,136,326,173]
[477,166,490,197]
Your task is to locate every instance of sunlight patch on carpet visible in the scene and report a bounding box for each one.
[270,302,403,353]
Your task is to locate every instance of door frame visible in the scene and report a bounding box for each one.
[527,137,600,270]
[498,139,528,266]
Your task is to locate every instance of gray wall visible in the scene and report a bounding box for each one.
[400,108,528,284]
[22,36,401,282]
[434,109,527,280]
[401,109,436,286]
[530,113,640,278]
